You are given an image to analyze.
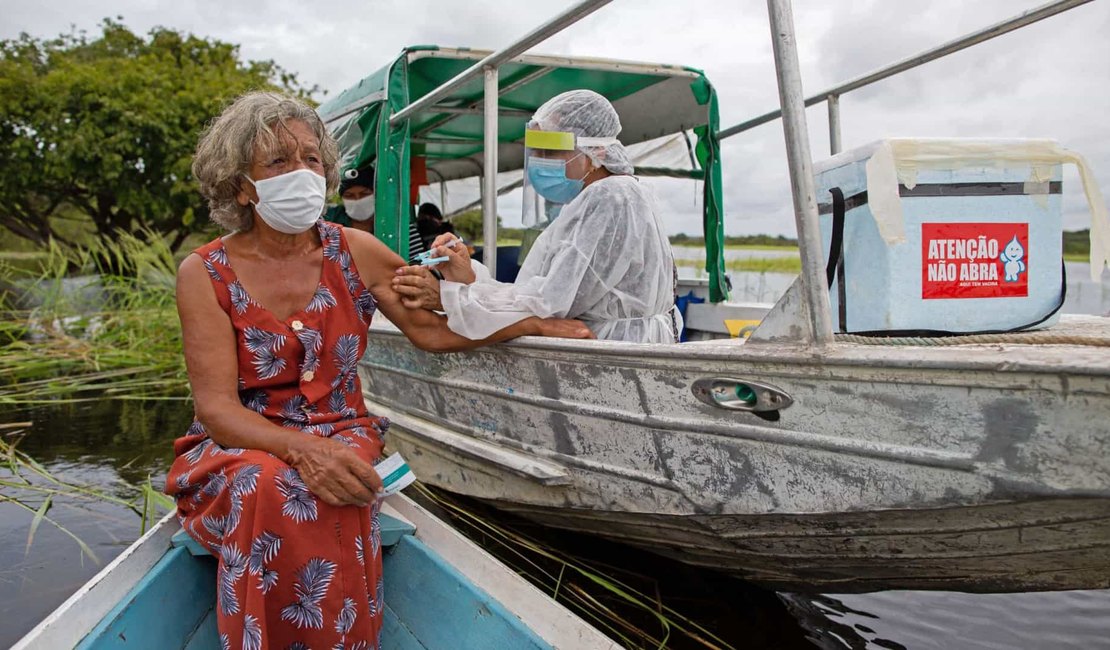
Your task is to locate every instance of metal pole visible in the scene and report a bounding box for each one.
[421,105,533,118]
[767,0,834,344]
[827,94,842,155]
[413,67,555,138]
[722,0,1093,140]
[390,0,610,126]
[482,66,499,277]
[440,182,447,215]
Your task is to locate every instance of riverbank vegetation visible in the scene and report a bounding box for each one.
[0,231,188,404]
[1064,229,1093,262]
[0,20,311,251]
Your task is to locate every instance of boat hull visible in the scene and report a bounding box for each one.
[385,421,1110,593]
[360,317,1110,593]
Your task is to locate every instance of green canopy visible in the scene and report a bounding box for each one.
[318,46,729,302]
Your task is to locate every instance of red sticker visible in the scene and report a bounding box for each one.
[921,223,1029,299]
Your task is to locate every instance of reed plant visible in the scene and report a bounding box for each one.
[724,256,801,274]
[0,232,188,403]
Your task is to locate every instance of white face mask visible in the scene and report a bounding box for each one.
[343,195,375,222]
[243,169,326,234]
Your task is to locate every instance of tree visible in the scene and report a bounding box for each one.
[0,19,315,250]
[449,209,502,243]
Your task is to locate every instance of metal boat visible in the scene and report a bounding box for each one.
[323,0,1110,593]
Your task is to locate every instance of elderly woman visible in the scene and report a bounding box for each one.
[166,91,591,650]
[393,90,681,343]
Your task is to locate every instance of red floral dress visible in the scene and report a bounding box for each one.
[166,220,387,650]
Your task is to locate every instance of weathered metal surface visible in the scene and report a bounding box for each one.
[360,314,1110,592]
[494,498,1110,593]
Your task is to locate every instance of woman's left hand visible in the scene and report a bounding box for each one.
[392,266,443,310]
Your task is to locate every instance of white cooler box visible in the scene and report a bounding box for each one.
[813,138,1107,335]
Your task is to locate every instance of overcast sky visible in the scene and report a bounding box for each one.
[3,0,1109,236]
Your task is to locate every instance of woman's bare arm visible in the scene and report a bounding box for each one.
[343,228,593,351]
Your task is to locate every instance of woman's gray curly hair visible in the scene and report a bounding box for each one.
[192,91,340,232]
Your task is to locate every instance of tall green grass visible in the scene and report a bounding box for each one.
[0,233,188,403]
[674,255,802,275]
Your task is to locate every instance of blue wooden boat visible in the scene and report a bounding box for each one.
[12,494,618,650]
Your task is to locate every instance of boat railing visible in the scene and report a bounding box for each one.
[750,0,1094,344]
[719,0,1094,155]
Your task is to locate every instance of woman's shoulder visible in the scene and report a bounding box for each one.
[337,222,375,252]
[336,223,405,288]
[191,233,227,258]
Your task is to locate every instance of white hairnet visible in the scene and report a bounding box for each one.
[439,176,680,343]
[530,90,635,176]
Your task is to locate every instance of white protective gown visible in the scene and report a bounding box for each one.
[439,175,681,343]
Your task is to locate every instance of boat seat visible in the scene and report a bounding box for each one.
[169,502,418,557]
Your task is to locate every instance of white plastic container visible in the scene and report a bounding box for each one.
[810,138,1105,334]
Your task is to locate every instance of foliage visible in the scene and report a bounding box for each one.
[448,209,526,244]
[723,255,800,274]
[671,233,799,248]
[449,209,493,243]
[1063,229,1090,261]
[0,230,188,403]
[0,19,315,251]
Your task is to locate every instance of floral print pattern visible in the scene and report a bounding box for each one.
[167,221,386,649]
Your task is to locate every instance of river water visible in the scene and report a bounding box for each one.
[2,400,1108,649]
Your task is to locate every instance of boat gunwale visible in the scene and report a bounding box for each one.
[366,317,1110,376]
[10,512,178,650]
[14,498,618,650]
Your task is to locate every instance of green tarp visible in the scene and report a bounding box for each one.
[317,46,729,301]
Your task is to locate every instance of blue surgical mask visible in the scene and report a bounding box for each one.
[527,156,585,205]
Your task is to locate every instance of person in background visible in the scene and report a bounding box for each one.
[325,166,428,257]
[324,166,375,232]
[167,91,593,650]
[415,202,456,250]
[393,89,681,344]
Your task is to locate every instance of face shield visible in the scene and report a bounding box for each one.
[521,129,618,227]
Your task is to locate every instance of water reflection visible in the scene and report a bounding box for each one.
[10,399,190,485]
[0,400,191,648]
[782,589,1110,650]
